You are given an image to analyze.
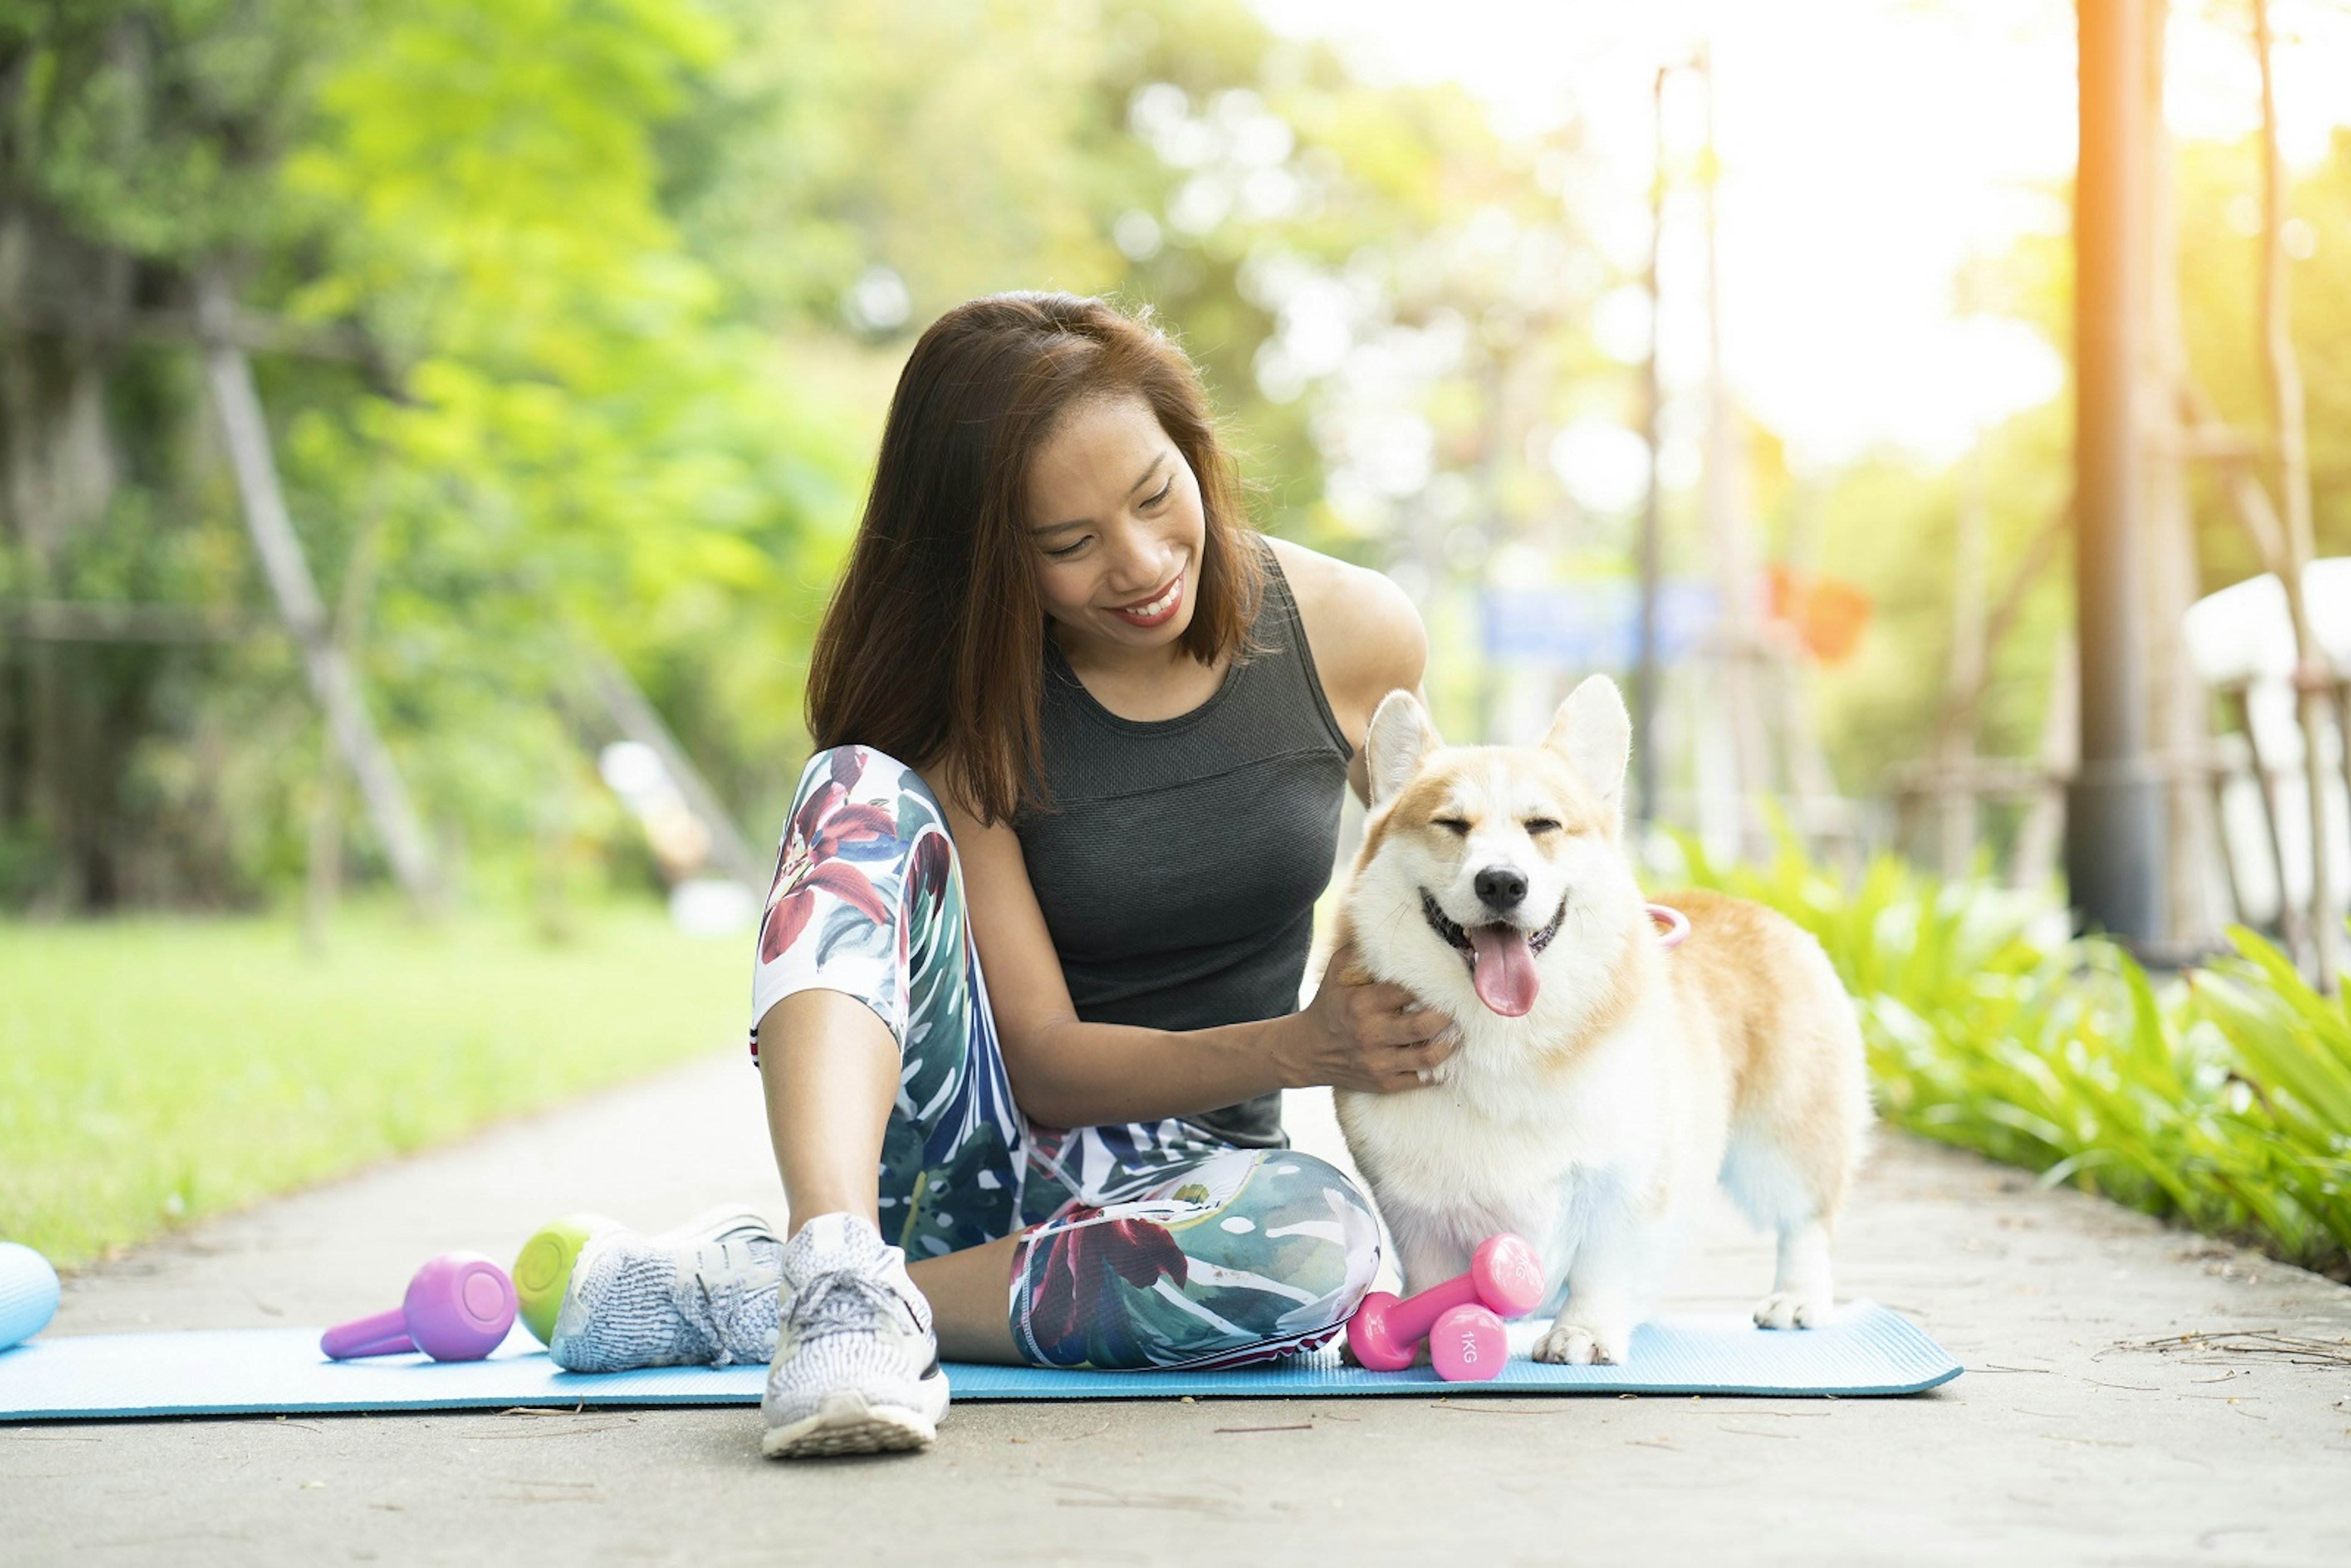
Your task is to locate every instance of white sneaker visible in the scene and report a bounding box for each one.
[760,1213,950,1458]
[546,1204,781,1373]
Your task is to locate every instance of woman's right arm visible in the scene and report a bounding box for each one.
[923,773,1455,1129]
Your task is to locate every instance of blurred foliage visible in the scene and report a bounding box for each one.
[0,0,1596,911]
[1671,835,2351,1281]
[1798,129,2351,820]
[2173,132,2351,586]
[7,2,2344,916]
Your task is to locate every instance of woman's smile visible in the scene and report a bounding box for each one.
[1111,571,1185,627]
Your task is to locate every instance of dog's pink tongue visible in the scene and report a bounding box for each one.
[1469,925,1539,1017]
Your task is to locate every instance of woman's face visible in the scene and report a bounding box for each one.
[1023,394,1206,661]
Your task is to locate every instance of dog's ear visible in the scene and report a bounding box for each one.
[1543,675,1630,835]
[1366,689,1441,806]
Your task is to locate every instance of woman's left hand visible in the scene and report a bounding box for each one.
[1274,942,1460,1094]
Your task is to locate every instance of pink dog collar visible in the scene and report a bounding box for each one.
[1647,902,1690,950]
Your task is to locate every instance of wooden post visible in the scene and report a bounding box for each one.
[195,271,440,910]
[1935,443,1992,876]
[2224,681,2307,953]
[1696,48,1771,860]
[2012,640,2078,889]
[1773,484,1847,863]
[1634,66,1668,828]
[2142,0,2226,948]
[2253,0,2342,990]
[2069,0,2167,943]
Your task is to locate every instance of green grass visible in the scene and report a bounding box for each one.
[0,904,747,1270]
[1669,837,2351,1280]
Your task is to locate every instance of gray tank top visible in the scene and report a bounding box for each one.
[1014,541,1352,1147]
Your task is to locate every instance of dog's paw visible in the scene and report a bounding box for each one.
[1533,1321,1629,1365]
[1753,1291,1834,1330]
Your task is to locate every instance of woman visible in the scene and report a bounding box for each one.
[529,293,1455,1459]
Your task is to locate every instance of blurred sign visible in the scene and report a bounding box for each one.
[1482,580,1719,669]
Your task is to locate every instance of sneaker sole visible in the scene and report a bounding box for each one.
[760,1389,941,1458]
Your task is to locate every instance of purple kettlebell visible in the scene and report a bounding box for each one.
[321,1252,516,1362]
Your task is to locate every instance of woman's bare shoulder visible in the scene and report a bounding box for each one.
[1262,535,1425,731]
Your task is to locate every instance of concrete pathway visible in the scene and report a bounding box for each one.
[7,1051,2350,1566]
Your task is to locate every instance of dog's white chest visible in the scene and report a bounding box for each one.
[1337,1035,1659,1215]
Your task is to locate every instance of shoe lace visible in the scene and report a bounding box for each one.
[680,1239,765,1368]
[783,1266,906,1346]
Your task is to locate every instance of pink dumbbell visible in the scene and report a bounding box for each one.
[1347,1233,1545,1381]
[321,1252,517,1362]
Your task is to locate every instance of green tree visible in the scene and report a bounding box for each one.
[1,0,1608,910]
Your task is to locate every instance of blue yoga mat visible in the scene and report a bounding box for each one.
[0,1302,1955,1420]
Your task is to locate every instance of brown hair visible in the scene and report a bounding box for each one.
[804,293,1263,825]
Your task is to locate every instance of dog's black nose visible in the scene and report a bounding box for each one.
[1474,865,1528,911]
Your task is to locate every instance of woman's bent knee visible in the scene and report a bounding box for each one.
[751,744,967,1060]
[1008,1146,1382,1370]
[793,744,942,821]
[1231,1150,1382,1325]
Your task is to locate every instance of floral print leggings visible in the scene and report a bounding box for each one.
[750,745,1382,1370]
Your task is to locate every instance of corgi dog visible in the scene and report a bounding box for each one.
[1332,677,1869,1364]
